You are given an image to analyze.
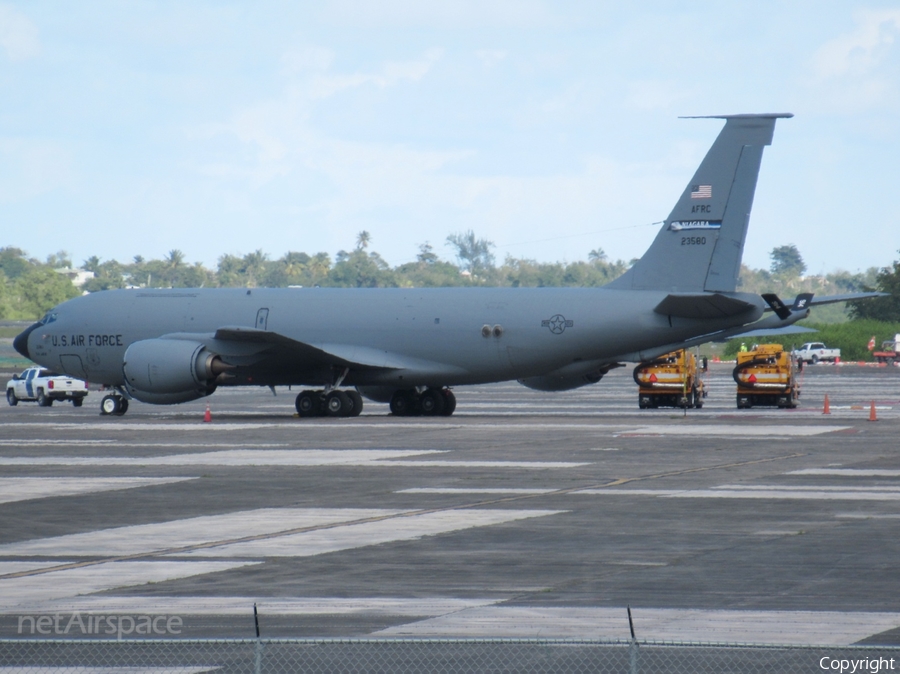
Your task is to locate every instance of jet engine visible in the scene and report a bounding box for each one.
[123,339,229,404]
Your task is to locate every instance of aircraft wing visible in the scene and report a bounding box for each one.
[722,325,818,339]
[212,326,462,374]
[653,293,757,319]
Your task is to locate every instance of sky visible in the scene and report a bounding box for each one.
[1,1,899,276]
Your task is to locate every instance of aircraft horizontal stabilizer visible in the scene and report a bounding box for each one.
[800,292,887,307]
[653,293,757,319]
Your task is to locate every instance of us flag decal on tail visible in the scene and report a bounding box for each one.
[690,184,712,199]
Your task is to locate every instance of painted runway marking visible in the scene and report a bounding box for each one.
[373,461,588,469]
[0,478,197,505]
[0,508,401,557]
[0,450,444,467]
[0,561,258,608]
[620,424,850,437]
[576,485,900,500]
[790,469,900,477]
[0,665,222,674]
[0,422,633,431]
[175,509,562,558]
[0,451,584,469]
[373,606,900,645]
[7,596,503,617]
[0,508,563,560]
[398,488,558,495]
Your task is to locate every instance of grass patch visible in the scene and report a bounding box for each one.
[723,319,900,360]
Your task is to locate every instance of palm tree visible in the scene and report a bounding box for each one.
[356,231,371,251]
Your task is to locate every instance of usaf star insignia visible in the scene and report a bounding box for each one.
[541,314,574,334]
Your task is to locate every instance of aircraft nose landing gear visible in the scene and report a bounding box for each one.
[100,394,129,416]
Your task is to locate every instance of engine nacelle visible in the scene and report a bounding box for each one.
[123,339,227,403]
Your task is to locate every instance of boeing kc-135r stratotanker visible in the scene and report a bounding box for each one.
[12,114,878,417]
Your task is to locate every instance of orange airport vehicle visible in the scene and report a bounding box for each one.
[872,334,900,365]
[634,349,706,409]
[733,343,799,409]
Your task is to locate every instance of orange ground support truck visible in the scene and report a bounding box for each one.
[634,349,706,409]
[733,343,799,409]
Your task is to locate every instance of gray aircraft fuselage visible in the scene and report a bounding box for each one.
[22,286,765,389]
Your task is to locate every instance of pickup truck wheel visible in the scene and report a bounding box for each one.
[6,389,17,406]
[37,389,52,407]
[811,355,819,365]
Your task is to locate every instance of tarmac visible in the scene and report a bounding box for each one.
[1,361,899,646]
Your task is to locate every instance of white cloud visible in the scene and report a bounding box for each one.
[0,3,40,61]
[813,9,900,79]
[309,48,443,99]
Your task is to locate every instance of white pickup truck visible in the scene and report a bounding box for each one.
[6,367,89,407]
[792,342,841,365]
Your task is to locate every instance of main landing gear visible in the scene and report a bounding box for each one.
[389,388,456,417]
[100,394,129,416]
[295,389,364,418]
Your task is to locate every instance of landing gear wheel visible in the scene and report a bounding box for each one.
[440,388,456,416]
[325,390,351,417]
[6,389,17,406]
[101,394,122,415]
[73,398,83,408]
[117,399,128,415]
[37,390,52,407]
[346,390,363,417]
[419,388,445,416]
[389,390,417,416]
[295,390,321,417]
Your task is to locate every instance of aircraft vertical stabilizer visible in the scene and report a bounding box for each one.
[607,113,791,293]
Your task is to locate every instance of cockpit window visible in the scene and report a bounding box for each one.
[38,312,58,325]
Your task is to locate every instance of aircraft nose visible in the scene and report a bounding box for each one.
[13,322,39,360]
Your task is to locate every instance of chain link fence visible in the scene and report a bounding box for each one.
[2,638,899,673]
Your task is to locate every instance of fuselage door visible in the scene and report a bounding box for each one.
[256,308,269,331]
[59,354,88,380]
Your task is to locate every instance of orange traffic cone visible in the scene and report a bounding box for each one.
[203,404,212,423]
[869,401,877,422]
[823,395,830,415]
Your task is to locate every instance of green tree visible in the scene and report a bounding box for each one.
[356,231,371,251]
[848,252,900,321]
[328,250,396,288]
[446,230,495,276]
[11,267,80,319]
[0,247,31,279]
[770,244,806,276]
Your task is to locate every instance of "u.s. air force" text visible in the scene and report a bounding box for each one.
[50,334,123,347]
